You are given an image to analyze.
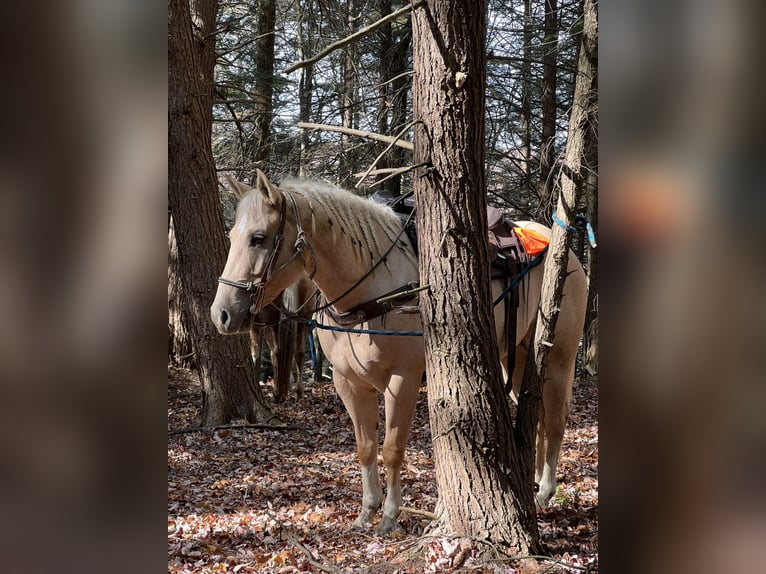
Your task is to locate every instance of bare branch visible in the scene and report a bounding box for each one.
[298,122,413,150]
[283,2,424,75]
[355,120,419,188]
[399,506,437,520]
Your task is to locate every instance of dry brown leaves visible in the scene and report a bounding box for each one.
[168,366,598,573]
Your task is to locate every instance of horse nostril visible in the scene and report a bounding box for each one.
[220,309,229,327]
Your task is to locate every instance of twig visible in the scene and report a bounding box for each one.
[355,120,419,188]
[289,537,341,573]
[366,163,429,188]
[298,122,413,150]
[168,423,302,436]
[353,167,411,177]
[283,2,424,74]
[264,508,341,573]
[399,506,436,520]
[490,554,588,572]
[372,70,414,89]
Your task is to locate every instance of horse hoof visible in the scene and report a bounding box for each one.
[353,508,377,529]
[375,516,397,536]
[535,490,553,509]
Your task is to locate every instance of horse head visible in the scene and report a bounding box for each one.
[211,170,307,334]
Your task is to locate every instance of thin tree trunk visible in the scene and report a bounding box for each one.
[582,35,598,374]
[520,0,533,191]
[412,0,540,553]
[297,0,314,177]
[252,0,277,166]
[388,12,411,196]
[376,0,394,190]
[538,0,559,217]
[523,0,597,436]
[169,0,276,426]
[340,0,360,184]
[168,218,194,369]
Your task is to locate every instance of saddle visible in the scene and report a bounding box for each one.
[487,205,529,279]
[371,190,418,254]
[327,198,546,388]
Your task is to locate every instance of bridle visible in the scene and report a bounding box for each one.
[218,188,317,315]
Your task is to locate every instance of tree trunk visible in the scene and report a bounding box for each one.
[582,24,598,375]
[520,0,533,192]
[296,0,314,177]
[169,0,276,426]
[252,0,277,166]
[412,0,540,553]
[582,153,598,375]
[523,0,597,432]
[376,0,394,189]
[538,0,559,217]
[339,0,360,184]
[168,218,194,369]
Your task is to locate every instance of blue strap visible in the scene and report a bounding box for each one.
[552,211,577,232]
[306,249,548,337]
[307,321,318,369]
[580,218,598,248]
[553,211,598,249]
[492,248,547,307]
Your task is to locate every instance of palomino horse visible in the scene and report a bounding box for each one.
[211,170,587,534]
[247,275,316,402]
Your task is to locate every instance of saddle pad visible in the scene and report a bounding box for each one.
[513,226,549,257]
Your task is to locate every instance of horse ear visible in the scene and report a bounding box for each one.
[255,169,281,206]
[225,175,252,200]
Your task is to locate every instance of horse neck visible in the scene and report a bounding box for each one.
[292,191,416,313]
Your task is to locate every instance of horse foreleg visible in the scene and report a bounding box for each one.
[333,374,382,528]
[378,373,421,535]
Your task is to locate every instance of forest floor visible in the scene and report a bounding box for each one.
[168,364,598,573]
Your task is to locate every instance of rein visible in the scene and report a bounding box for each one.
[218,183,416,327]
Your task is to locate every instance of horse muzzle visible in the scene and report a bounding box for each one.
[210,289,253,335]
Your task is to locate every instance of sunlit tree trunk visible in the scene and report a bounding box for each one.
[523,0,597,442]
[169,0,275,426]
[412,0,540,553]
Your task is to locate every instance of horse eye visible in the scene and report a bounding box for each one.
[249,233,265,247]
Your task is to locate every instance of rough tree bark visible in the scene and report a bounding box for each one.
[538,0,559,216]
[412,0,541,553]
[522,0,597,435]
[169,0,275,426]
[339,0,360,184]
[251,0,277,166]
[520,0,533,190]
[296,0,314,177]
[168,218,194,369]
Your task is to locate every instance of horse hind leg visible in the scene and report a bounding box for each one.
[378,372,421,535]
[535,359,574,508]
[333,373,383,528]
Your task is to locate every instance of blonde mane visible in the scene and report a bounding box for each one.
[279,178,416,267]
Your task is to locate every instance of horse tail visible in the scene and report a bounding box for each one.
[272,285,300,402]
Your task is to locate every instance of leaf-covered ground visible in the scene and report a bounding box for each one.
[168,365,598,573]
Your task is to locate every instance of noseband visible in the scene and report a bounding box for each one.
[218,188,317,314]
